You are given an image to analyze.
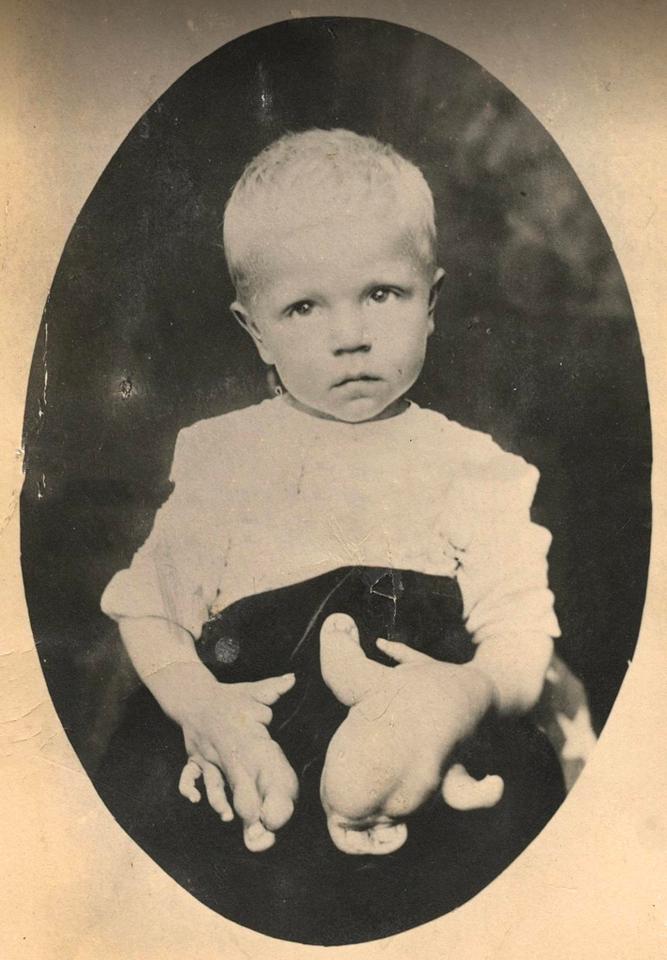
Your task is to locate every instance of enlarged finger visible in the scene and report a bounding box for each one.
[260,789,295,832]
[228,766,262,825]
[201,761,234,821]
[442,763,504,810]
[178,758,202,803]
[247,673,296,706]
[376,637,431,665]
[257,743,299,831]
[227,765,275,851]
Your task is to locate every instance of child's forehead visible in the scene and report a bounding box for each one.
[261,209,420,263]
[265,204,396,245]
[246,192,424,259]
[259,180,393,226]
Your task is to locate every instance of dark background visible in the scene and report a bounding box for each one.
[21,17,651,770]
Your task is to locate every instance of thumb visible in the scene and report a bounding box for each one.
[442,763,504,810]
[320,613,386,706]
[246,672,296,705]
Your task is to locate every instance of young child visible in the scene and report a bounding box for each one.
[99,129,565,943]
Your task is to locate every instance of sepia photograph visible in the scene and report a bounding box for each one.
[3,3,665,958]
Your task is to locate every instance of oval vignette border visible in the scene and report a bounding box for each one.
[17,11,650,948]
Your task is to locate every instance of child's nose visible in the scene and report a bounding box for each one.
[329,308,371,355]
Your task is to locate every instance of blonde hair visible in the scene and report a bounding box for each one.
[223,128,437,300]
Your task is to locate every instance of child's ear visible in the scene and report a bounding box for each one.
[231,300,275,364]
[427,268,445,335]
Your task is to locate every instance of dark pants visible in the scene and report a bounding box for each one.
[95,567,565,945]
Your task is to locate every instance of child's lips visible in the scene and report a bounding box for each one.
[332,374,382,389]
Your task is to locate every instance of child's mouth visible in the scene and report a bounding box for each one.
[333,375,382,388]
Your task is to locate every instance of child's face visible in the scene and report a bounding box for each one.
[233,211,443,422]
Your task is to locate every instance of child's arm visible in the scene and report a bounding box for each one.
[118,615,222,724]
[119,616,299,852]
[446,449,560,715]
[469,629,553,715]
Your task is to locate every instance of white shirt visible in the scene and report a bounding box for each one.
[101,398,560,706]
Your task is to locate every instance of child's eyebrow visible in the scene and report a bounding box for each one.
[363,279,413,289]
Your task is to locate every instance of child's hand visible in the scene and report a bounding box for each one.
[319,614,503,855]
[173,671,299,852]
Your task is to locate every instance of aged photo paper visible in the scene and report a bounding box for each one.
[2,1,665,957]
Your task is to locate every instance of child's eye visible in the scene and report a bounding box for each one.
[368,287,398,304]
[286,300,315,318]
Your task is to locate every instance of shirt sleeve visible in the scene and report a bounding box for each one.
[443,449,561,712]
[100,425,221,640]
